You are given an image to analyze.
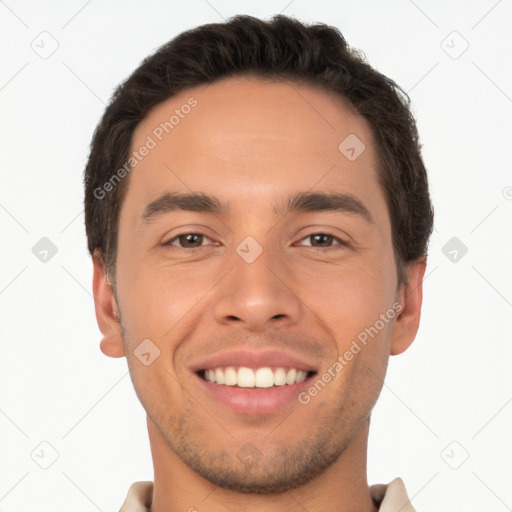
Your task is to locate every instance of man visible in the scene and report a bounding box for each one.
[84,14,433,511]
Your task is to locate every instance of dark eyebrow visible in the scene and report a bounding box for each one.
[141,191,373,224]
[275,191,374,223]
[142,192,226,221]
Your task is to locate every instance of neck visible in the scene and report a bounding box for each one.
[147,417,377,512]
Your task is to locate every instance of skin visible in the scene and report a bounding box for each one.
[92,76,426,512]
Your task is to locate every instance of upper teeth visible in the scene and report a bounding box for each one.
[204,367,308,388]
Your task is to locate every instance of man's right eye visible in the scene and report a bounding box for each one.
[162,233,215,249]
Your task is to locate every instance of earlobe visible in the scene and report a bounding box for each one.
[92,250,125,358]
[390,258,427,356]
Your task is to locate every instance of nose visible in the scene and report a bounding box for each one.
[213,246,303,332]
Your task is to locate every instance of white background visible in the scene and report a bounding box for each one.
[1,1,511,510]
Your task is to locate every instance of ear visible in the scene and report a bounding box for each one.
[92,250,125,358]
[390,258,427,356]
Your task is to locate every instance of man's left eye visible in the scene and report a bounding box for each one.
[297,233,346,248]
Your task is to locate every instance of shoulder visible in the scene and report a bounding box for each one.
[119,481,154,512]
[370,477,416,511]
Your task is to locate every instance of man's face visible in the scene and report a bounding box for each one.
[98,76,419,493]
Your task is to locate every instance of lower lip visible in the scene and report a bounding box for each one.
[194,374,313,415]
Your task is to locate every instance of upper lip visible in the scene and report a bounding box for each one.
[190,348,319,373]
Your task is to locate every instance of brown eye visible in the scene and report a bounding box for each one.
[310,234,334,247]
[179,234,203,248]
[299,233,345,248]
[165,233,210,248]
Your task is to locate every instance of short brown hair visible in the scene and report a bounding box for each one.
[84,14,433,285]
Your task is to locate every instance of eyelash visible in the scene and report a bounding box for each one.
[162,232,348,250]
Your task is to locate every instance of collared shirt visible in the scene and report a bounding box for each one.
[119,478,416,511]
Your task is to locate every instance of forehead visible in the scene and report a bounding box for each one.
[124,76,384,221]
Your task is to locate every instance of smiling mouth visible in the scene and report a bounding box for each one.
[198,366,317,388]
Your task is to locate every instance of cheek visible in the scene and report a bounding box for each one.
[116,266,198,413]
[294,255,394,334]
[125,354,190,434]
[116,257,218,338]
[292,258,397,384]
